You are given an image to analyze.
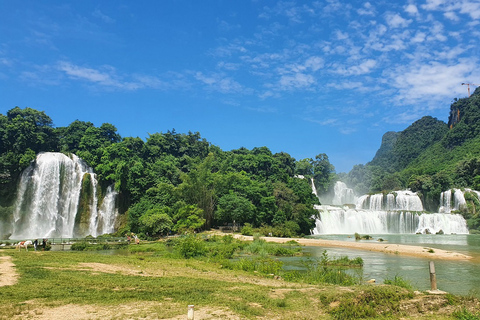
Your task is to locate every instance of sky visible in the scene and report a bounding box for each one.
[1,1,480,173]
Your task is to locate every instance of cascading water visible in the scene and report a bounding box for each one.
[313,181,469,235]
[8,152,118,239]
[439,189,468,213]
[332,181,356,205]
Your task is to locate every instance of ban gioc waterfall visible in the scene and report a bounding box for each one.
[1,152,118,239]
[312,181,470,235]
[1,152,472,239]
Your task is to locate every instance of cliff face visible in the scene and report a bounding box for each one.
[448,87,480,129]
[368,131,399,168]
[368,116,448,171]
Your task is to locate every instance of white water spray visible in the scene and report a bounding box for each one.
[9,152,118,239]
[312,181,469,235]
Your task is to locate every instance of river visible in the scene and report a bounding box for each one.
[302,234,480,297]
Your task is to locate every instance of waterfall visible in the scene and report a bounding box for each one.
[310,178,318,196]
[332,181,356,205]
[355,191,424,211]
[312,181,469,235]
[313,205,419,234]
[416,213,469,234]
[93,185,118,236]
[8,152,118,239]
[439,189,468,213]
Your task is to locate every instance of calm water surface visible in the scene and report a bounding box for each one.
[298,234,480,296]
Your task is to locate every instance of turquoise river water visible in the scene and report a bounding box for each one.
[295,234,480,297]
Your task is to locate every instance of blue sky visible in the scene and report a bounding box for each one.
[1,1,480,172]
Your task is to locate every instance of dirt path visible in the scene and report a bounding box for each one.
[0,255,18,286]
[232,234,473,260]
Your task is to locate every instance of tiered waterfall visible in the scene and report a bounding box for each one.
[312,181,469,235]
[6,152,118,239]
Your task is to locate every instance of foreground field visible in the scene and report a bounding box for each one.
[1,235,479,319]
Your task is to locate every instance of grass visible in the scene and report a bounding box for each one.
[1,234,479,319]
[384,275,415,290]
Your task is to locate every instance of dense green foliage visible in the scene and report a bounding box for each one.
[0,107,326,237]
[343,88,480,230]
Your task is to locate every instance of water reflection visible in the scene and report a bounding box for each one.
[298,234,480,297]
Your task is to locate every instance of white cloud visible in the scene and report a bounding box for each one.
[0,58,12,66]
[304,117,338,126]
[411,31,427,43]
[335,30,349,40]
[357,2,375,16]
[444,11,460,20]
[422,0,446,11]
[217,61,240,71]
[194,72,243,94]
[59,61,113,83]
[422,0,480,20]
[333,59,377,76]
[56,61,186,91]
[278,73,315,89]
[92,9,115,24]
[389,59,479,105]
[405,4,419,15]
[385,13,412,28]
[457,0,480,19]
[304,56,324,71]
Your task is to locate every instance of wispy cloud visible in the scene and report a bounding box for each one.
[194,72,244,94]
[333,59,377,76]
[58,61,140,90]
[278,73,315,90]
[385,13,412,28]
[422,0,480,20]
[92,9,115,24]
[388,58,479,106]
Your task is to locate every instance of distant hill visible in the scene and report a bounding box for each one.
[346,87,480,230]
[368,116,448,172]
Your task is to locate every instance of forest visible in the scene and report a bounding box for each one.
[0,106,333,238]
[2,86,480,237]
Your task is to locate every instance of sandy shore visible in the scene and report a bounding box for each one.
[232,234,473,261]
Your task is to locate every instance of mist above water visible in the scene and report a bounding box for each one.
[3,152,118,239]
[312,181,469,235]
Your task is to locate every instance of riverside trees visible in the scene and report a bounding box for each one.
[0,107,323,238]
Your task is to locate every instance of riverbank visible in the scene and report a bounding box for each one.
[231,234,473,261]
[2,240,480,319]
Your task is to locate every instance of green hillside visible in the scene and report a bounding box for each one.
[346,87,480,230]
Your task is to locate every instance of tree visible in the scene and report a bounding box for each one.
[295,158,314,176]
[215,192,255,225]
[312,153,335,193]
[0,107,58,181]
[139,208,173,236]
[56,120,94,152]
[173,204,206,233]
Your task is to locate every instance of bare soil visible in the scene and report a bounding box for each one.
[0,255,18,287]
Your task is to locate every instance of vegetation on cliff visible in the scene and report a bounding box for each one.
[345,87,480,230]
[0,107,327,238]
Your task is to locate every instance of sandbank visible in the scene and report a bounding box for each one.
[232,234,473,261]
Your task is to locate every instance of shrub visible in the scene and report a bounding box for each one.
[241,223,254,236]
[176,235,207,259]
[71,242,88,251]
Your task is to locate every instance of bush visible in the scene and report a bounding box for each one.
[241,223,254,236]
[176,235,207,259]
[71,242,88,251]
[328,286,414,319]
